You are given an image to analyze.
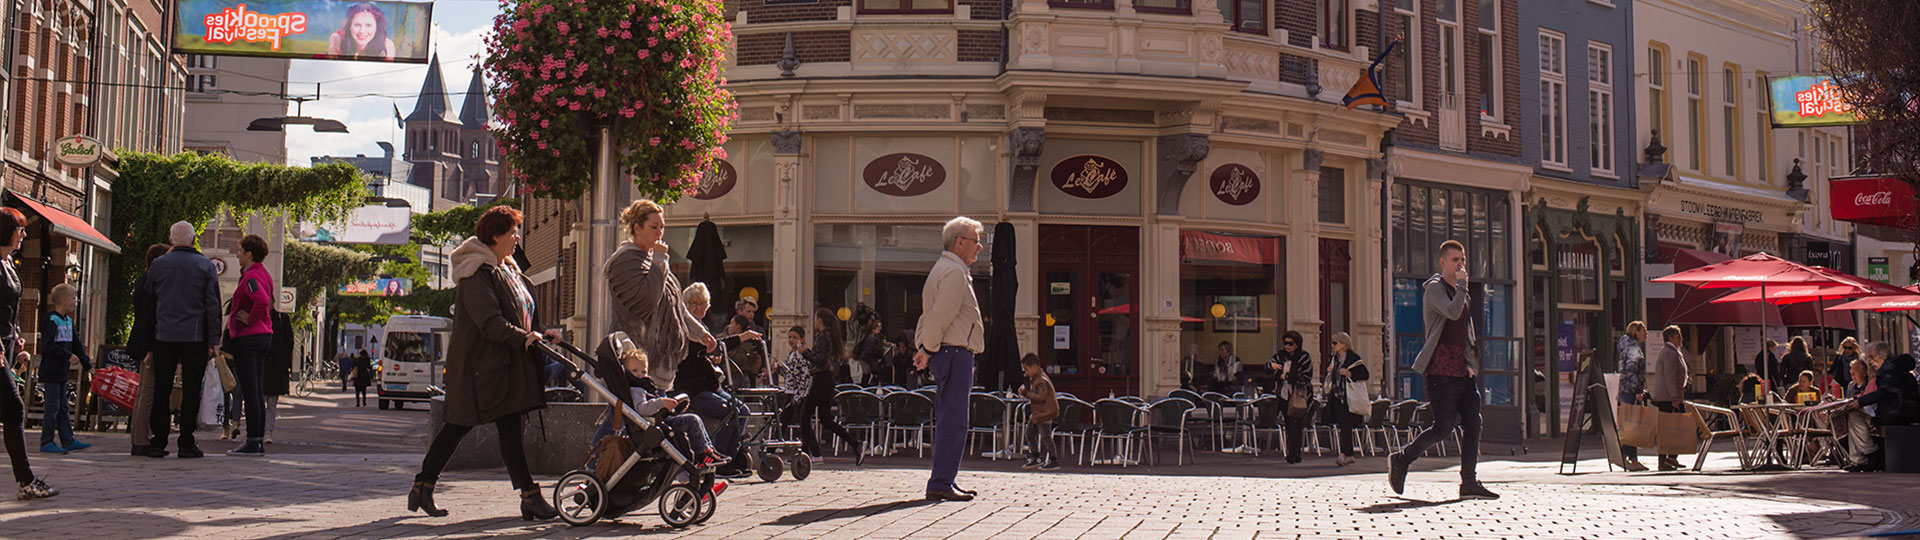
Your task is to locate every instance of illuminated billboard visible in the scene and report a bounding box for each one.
[299,205,412,245]
[338,277,413,297]
[1768,75,1866,128]
[172,0,433,63]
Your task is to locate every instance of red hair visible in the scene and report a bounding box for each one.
[474,206,524,245]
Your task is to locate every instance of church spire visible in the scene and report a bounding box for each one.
[459,65,492,127]
[405,53,460,124]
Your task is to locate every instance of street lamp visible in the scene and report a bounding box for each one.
[248,90,348,133]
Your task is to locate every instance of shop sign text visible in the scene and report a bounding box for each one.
[1208,164,1262,206]
[1050,155,1129,199]
[862,153,946,197]
[1677,199,1763,224]
[690,160,736,200]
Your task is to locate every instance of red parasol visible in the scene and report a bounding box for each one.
[1708,267,1913,305]
[1650,253,1842,289]
[1825,285,1920,312]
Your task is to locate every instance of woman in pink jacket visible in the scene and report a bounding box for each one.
[224,235,276,457]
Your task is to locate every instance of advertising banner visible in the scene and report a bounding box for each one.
[338,277,412,297]
[1768,75,1866,128]
[1829,176,1916,228]
[172,0,433,63]
[301,205,412,245]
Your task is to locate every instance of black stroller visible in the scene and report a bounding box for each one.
[535,334,721,528]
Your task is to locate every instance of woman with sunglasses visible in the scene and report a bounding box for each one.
[1267,331,1314,464]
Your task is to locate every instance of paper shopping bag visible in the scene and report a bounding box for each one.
[1617,401,1658,449]
[1655,409,1700,455]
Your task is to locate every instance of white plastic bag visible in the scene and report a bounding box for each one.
[199,360,224,427]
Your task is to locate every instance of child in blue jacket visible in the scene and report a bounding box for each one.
[38,284,91,453]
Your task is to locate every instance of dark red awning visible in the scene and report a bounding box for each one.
[1830,176,1917,228]
[6,190,120,254]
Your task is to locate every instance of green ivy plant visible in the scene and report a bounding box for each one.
[107,152,367,344]
[411,197,520,245]
[281,240,377,329]
[486,0,735,201]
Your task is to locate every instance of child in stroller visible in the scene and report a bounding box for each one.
[617,349,727,468]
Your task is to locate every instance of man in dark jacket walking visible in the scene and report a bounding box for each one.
[141,221,223,459]
[1387,240,1498,500]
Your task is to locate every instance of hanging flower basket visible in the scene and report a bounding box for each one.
[486,0,736,201]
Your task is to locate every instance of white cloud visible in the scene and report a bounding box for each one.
[282,19,495,165]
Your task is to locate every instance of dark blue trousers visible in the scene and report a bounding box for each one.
[926,346,973,492]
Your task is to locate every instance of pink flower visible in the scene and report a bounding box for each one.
[557,22,570,34]
[636,49,650,59]
[649,137,661,146]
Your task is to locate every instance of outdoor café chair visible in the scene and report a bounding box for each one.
[1686,401,1741,471]
[966,392,1011,458]
[1235,395,1283,456]
[833,390,885,457]
[1388,400,1421,449]
[1201,391,1237,449]
[1053,396,1093,465]
[883,391,934,457]
[1090,398,1150,467]
[1146,397,1198,465]
[1169,388,1219,450]
[836,383,862,392]
[1364,399,1393,456]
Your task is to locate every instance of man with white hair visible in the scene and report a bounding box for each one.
[139,221,223,459]
[913,216,986,502]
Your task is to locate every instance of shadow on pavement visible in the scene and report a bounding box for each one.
[1354,497,1464,514]
[771,498,940,525]
[0,511,197,539]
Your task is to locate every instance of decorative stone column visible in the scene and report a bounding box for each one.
[1154,133,1210,216]
[1289,149,1326,366]
[768,129,808,363]
[1356,157,1390,391]
[1008,127,1045,212]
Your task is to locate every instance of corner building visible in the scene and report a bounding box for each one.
[675,0,1404,398]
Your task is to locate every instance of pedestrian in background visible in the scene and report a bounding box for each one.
[1781,337,1812,396]
[1019,353,1060,471]
[1831,337,1860,391]
[1615,321,1649,472]
[127,243,170,457]
[223,234,275,457]
[724,315,766,387]
[794,308,863,465]
[143,221,223,460]
[0,207,56,499]
[1649,326,1689,471]
[1388,239,1497,500]
[852,314,887,388]
[349,352,374,407]
[263,311,293,443]
[1269,331,1312,465]
[1325,332,1369,467]
[36,283,92,454]
[1213,341,1242,395]
[912,216,986,502]
[1755,339,1782,396]
[409,206,555,520]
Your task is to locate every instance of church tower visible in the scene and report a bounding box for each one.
[456,66,500,201]
[403,53,462,201]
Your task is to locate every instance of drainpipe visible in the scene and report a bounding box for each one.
[1000,0,1011,72]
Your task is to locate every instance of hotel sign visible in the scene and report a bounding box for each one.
[861,153,946,197]
[1208,164,1262,206]
[1050,155,1128,199]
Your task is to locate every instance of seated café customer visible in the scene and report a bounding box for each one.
[1838,342,1920,472]
[1787,371,1821,405]
[618,349,724,467]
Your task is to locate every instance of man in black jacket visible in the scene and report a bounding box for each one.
[1840,343,1920,472]
[142,221,223,459]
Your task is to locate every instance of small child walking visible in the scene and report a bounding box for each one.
[619,349,725,467]
[37,284,91,454]
[1019,354,1060,471]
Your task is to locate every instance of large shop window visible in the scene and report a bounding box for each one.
[814,224,992,374]
[1390,182,1515,403]
[664,225,775,333]
[1178,231,1284,393]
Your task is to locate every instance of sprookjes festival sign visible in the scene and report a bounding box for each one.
[1208,164,1261,206]
[862,153,946,197]
[1768,75,1867,128]
[172,0,434,63]
[1050,155,1128,199]
[690,160,736,200]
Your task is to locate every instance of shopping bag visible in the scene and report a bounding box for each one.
[213,352,237,392]
[199,361,225,427]
[1345,381,1370,416]
[1617,401,1658,449]
[89,366,140,411]
[1655,408,1700,455]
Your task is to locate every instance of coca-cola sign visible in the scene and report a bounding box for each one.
[1208,164,1262,206]
[861,153,946,197]
[1830,175,1916,228]
[1050,155,1129,199]
[690,160,737,200]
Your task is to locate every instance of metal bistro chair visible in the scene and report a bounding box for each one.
[833,390,885,457]
[1168,389,1218,451]
[883,391,935,457]
[966,393,1010,458]
[1686,402,1742,471]
[1090,398,1150,467]
[1053,397,1093,465]
[1363,399,1393,456]
[1201,391,1237,450]
[1388,400,1422,450]
[1146,397,1198,465]
[1235,395,1283,456]
[836,383,862,392]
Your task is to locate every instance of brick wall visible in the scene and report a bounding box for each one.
[957,30,1001,62]
[726,0,850,23]
[1276,0,1315,48]
[958,0,1002,19]
[737,31,852,66]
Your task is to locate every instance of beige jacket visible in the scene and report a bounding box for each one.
[914,251,984,354]
[1649,341,1689,402]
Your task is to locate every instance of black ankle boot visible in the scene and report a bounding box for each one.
[520,487,558,521]
[408,481,449,517]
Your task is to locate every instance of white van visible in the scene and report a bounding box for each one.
[377,315,451,410]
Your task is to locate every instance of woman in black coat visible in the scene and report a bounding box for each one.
[1267,330,1314,464]
[408,207,555,520]
[1323,332,1371,466]
[0,208,54,499]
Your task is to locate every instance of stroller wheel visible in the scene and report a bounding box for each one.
[693,485,718,525]
[791,453,813,480]
[757,454,786,483]
[553,471,607,527]
[659,485,701,528]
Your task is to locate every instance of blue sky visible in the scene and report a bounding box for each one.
[282,0,499,165]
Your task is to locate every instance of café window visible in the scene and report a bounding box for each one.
[663,225,777,333]
[814,224,992,381]
[1390,182,1514,401]
[860,0,953,14]
[1178,231,1284,392]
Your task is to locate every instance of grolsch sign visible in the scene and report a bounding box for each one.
[52,135,104,168]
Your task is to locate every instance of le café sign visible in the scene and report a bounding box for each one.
[862,153,946,197]
[1050,155,1128,199]
[53,135,104,168]
[690,160,737,200]
[1208,164,1262,206]
[1830,175,1917,228]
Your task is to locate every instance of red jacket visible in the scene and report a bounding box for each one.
[228,263,274,338]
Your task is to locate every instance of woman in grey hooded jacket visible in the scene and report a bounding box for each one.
[605,199,716,389]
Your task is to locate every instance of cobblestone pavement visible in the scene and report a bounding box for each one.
[1,388,1914,540]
